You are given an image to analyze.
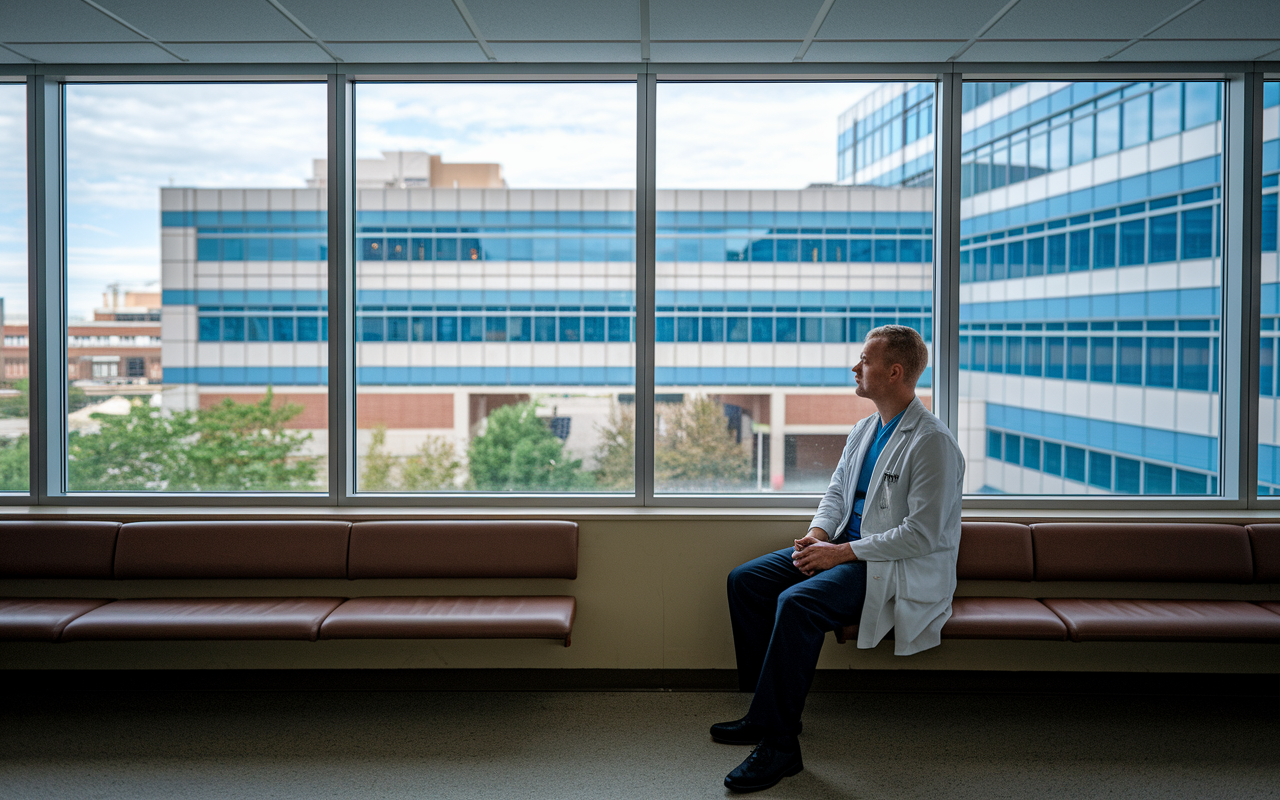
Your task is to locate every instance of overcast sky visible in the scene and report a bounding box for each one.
[0,81,883,320]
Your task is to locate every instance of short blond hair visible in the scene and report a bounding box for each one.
[866,324,929,385]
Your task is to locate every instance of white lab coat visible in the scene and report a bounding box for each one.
[809,397,965,656]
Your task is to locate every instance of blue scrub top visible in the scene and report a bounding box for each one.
[842,408,905,539]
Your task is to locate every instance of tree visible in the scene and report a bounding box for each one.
[0,379,90,419]
[0,435,28,491]
[468,401,590,491]
[360,425,397,491]
[185,389,317,491]
[400,435,462,491]
[591,402,634,490]
[655,396,752,491]
[362,425,463,492]
[67,389,318,492]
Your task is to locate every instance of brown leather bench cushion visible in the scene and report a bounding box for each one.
[1245,525,1280,582]
[1257,601,1280,617]
[0,521,120,578]
[1042,598,1280,642]
[1032,523,1253,582]
[115,521,351,579]
[60,597,344,641]
[348,521,578,579]
[0,598,111,641]
[319,596,576,640]
[943,597,1067,639]
[956,522,1033,580]
[836,596,1066,643]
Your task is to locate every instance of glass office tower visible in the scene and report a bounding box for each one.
[842,80,1229,495]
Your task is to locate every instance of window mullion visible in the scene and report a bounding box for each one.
[28,75,65,504]
[328,74,355,505]
[637,72,657,507]
[1225,73,1264,505]
[933,71,963,436]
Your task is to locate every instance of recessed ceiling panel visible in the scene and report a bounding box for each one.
[0,0,144,42]
[14,43,177,63]
[1116,39,1280,61]
[0,48,34,64]
[649,0,820,41]
[324,42,488,62]
[93,0,310,42]
[467,0,640,41]
[284,0,474,41]
[817,0,1005,40]
[805,41,961,62]
[959,40,1123,61]
[166,42,334,62]
[1151,0,1280,40]
[487,42,641,62]
[987,0,1188,40]
[649,41,801,62]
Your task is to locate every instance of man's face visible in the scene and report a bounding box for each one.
[852,337,897,400]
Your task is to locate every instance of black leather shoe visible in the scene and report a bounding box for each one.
[710,717,765,745]
[724,742,803,793]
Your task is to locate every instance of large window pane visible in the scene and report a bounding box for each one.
[960,81,1222,496]
[1259,81,1280,497]
[656,82,935,493]
[353,83,635,493]
[0,85,27,491]
[65,84,327,492]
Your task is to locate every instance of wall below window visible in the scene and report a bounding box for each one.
[1,516,1277,674]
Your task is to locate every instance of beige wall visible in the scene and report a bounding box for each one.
[2,515,1278,673]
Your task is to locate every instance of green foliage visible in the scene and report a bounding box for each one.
[67,388,318,492]
[655,396,752,491]
[362,425,463,492]
[0,379,90,419]
[0,435,29,491]
[468,401,590,491]
[590,402,634,491]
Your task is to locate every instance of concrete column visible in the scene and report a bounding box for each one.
[769,391,786,490]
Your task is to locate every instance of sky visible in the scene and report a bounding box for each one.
[0,81,885,320]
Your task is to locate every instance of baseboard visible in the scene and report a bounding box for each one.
[3,668,1278,696]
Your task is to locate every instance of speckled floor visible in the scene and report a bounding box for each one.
[0,689,1276,799]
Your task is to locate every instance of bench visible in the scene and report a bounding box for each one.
[0,519,578,646]
[837,522,1280,644]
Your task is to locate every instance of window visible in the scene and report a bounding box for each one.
[0,85,27,491]
[353,82,635,493]
[1260,80,1280,498]
[65,83,327,492]
[960,81,1222,496]
[657,81,933,493]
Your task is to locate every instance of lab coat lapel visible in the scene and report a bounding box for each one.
[863,398,926,516]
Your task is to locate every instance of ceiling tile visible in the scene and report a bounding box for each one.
[0,0,144,42]
[92,0,311,42]
[818,0,1005,40]
[987,0,1188,40]
[323,42,488,62]
[959,40,1123,61]
[166,42,333,62]
[805,41,962,62]
[1115,39,1280,61]
[467,0,639,41]
[487,42,641,62]
[14,42,178,63]
[648,41,802,62]
[283,0,474,41]
[649,0,821,41]
[1152,0,1280,40]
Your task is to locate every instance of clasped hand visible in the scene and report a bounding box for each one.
[791,534,856,576]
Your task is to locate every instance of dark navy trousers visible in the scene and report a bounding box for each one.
[727,547,868,748]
